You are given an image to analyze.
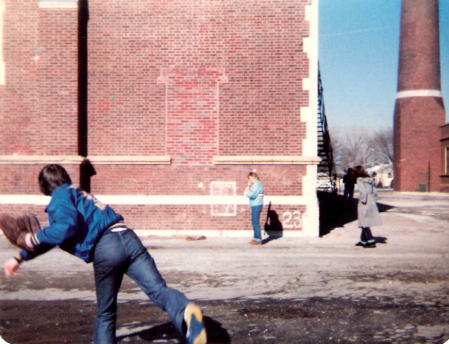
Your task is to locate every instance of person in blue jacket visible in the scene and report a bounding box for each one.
[3,164,207,344]
[244,172,264,245]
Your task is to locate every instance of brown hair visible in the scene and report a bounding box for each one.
[38,164,72,195]
[248,172,259,179]
[354,165,370,179]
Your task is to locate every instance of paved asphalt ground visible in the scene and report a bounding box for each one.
[0,190,448,343]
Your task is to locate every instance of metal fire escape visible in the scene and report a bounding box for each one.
[317,64,336,191]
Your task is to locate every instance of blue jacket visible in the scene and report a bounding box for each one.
[245,180,264,207]
[19,184,123,263]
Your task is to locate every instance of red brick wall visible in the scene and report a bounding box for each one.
[87,164,307,231]
[0,0,315,234]
[90,165,304,196]
[0,164,80,194]
[37,6,78,155]
[87,0,309,161]
[0,202,307,233]
[394,97,445,191]
[1,0,40,155]
[0,0,78,156]
[83,0,311,208]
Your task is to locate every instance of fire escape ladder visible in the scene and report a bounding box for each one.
[317,64,335,189]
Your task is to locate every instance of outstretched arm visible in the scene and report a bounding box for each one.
[3,241,54,278]
[4,255,21,278]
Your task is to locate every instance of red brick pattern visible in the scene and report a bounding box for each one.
[393,0,447,192]
[0,0,78,156]
[90,164,305,196]
[0,1,315,232]
[0,203,307,233]
[397,0,441,91]
[158,67,227,165]
[394,97,445,191]
[87,0,309,159]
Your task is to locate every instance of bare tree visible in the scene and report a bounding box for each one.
[370,127,393,163]
[330,126,393,175]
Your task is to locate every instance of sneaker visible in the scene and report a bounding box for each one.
[249,239,262,246]
[363,242,376,248]
[184,303,207,344]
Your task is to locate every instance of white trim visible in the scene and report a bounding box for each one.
[38,0,77,9]
[0,155,84,165]
[88,156,171,165]
[0,195,51,205]
[396,89,442,99]
[135,229,312,238]
[300,164,320,237]
[0,155,171,165]
[0,194,312,206]
[302,0,319,158]
[300,0,320,238]
[213,156,320,165]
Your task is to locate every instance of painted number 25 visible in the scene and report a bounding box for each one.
[282,211,302,229]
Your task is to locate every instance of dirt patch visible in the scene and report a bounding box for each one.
[1,297,448,344]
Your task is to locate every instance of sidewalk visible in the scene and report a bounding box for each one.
[1,190,448,302]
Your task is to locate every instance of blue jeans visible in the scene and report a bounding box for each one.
[93,228,189,344]
[251,205,263,241]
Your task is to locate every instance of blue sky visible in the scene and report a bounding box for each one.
[319,0,449,132]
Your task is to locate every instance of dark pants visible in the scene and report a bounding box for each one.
[344,187,354,208]
[251,205,263,241]
[360,227,375,244]
[344,187,354,200]
[93,228,189,343]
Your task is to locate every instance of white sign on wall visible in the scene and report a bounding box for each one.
[210,181,236,216]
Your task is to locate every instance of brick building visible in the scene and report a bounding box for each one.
[0,0,320,236]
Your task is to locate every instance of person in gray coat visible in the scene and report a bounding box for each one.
[354,165,381,248]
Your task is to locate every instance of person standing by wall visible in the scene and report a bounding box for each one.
[354,165,381,248]
[244,172,264,245]
[342,168,356,207]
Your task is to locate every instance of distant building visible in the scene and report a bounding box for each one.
[441,124,449,192]
[367,164,393,189]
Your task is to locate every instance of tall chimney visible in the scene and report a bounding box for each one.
[393,0,446,191]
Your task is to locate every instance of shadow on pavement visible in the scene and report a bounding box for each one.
[262,201,284,244]
[318,191,394,237]
[116,316,231,343]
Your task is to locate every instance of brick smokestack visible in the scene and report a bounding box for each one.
[393,0,446,191]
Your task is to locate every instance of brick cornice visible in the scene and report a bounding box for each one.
[0,155,171,165]
[37,0,77,9]
[0,155,83,164]
[213,156,321,165]
[87,156,171,165]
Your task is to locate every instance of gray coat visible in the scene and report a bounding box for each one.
[357,177,382,228]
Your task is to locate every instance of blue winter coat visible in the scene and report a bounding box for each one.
[19,184,123,263]
[245,180,264,207]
